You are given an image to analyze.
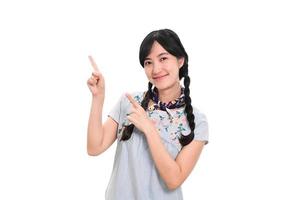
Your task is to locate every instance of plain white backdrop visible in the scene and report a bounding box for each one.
[0,0,299,199]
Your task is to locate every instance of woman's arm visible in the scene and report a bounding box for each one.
[144,127,205,190]
[87,96,104,155]
[87,95,119,156]
[86,56,117,156]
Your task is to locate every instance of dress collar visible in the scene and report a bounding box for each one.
[149,87,185,111]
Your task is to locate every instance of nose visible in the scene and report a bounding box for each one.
[152,62,162,74]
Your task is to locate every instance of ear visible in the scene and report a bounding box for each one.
[178,57,185,68]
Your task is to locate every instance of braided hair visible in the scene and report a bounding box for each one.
[120,29,195,147]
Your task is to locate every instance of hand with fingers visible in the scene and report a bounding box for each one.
[87,55,105,99]
[125,93,156,136]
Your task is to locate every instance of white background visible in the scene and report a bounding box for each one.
[0,0,299,199]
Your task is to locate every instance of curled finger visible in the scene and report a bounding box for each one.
[90,77,98,84]
[92,71,101,78]
[87,78,94,86]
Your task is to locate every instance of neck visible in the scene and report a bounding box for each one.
[157,82,182,103]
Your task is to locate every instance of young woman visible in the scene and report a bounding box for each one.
[87,29,209,200]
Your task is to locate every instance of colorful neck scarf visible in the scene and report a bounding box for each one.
[150,87,185,111]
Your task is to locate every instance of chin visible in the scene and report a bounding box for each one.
[153,82,173,91]
[151,78,177,91]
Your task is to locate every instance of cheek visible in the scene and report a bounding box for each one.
[144,68,152,79]
[169,69,180,81]
[166,64,179,76]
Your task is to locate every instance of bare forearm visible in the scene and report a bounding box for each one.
[87,96,104,152]
[144,127,181,189]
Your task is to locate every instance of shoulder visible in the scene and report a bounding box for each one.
[192,106,208,123]
[191,105,209,144]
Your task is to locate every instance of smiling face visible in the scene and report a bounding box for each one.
[143,41,184,91]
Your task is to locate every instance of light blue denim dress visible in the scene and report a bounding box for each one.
[105,91,209,200]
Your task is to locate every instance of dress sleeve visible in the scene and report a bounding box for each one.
[107,94,125,125]
[193,108,209,145]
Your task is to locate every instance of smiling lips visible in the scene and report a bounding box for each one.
[153,74,168,80]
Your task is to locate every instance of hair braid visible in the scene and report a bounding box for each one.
[179,66,195,146]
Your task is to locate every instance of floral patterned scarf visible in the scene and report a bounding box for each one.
[149,87,185,111]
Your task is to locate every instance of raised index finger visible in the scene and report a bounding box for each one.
[88,55,99,72]
[125,93,139,108]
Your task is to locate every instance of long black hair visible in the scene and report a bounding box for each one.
[120,29,195,147]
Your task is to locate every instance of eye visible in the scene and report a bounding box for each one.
[160,57,167,62]
[144,61,152,66]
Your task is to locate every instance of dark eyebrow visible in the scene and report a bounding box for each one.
[145,52,169,61]
[157,52,169,57]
